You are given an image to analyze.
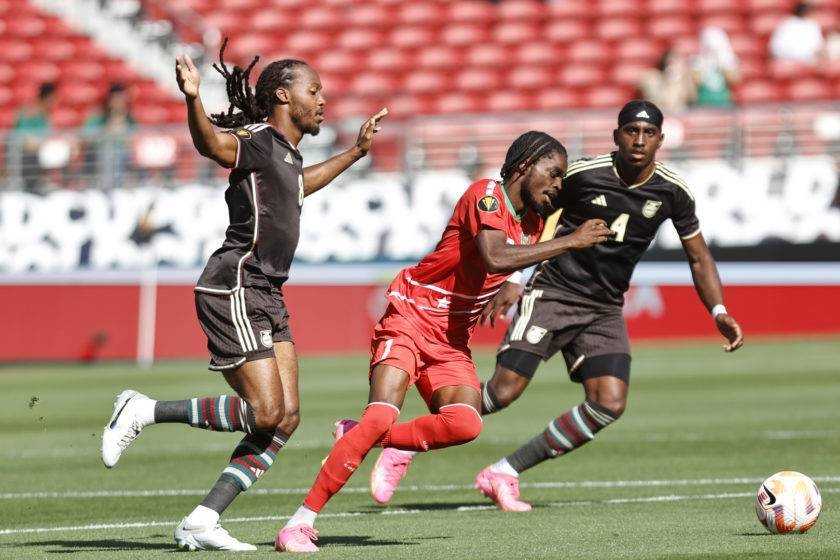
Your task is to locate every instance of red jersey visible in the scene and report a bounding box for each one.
[385,179,543,348]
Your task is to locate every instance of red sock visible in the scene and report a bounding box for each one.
[382,404,482,452]
[302,402,399,512]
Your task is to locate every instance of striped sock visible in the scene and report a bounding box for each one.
[507,400,617,473]
[186,396,256,434]
[221,431,288,491]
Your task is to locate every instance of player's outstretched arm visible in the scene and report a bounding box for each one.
[302,108,388,197]
[176,55,237,167]
[476,219,611,276]
[681,233,744,352]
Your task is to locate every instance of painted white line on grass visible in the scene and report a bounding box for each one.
[4,429,837,460]
[2,488,837,537]
[3,475,840,501]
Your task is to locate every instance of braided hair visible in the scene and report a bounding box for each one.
[209,38,307,129]
[500,131,567,183]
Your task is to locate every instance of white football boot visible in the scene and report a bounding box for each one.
[175,518,257,551]
[101,389,150,468]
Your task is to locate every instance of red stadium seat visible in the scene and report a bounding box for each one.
[750,11,786,36]
[559,65,606,87]
[700,14,747,34]
[284,31,333,55]
[366,48,414,72]
[497,1,545,22]
[447,1,497,25]
[391,26,438,49]
[729,32,765,59]
[738,57,766,80]
[349,73,399,97]
[467,44,513,67]
[514,42,559,66]
[769,60,820,80]
[403,70,449,94]
[248,10,296,32]
[509,66,556,90]
[435,92,485,115]
[616,41,663,64]
[299,6,344,30]
[58,60,102,82]
[59,82,100,106]
[416,45,463,69]
[698,0,742,15]
[485,90,534,112]
[316,50,363,75]
[397,3,442,26]
[337,28,386,51]
[568,40,611,64]
[596,0,638,17]
[585,85,636,109]
[345,4,393,28]
[595,18,643,41]
[545,20,589,43]
[0,39,32,62]
[23,61,60,83]
[734,80,782,104]
[611,63,654,87]
[546,0,588,19]
[455,68,502,92]
[493,22,540,45]
[786,79,833,102]
[534,89,583,111]
[441,24,488,46]
[648,17,694,41]
[31,38,75,61]
[51,106,82,128]
[386,94,435,119]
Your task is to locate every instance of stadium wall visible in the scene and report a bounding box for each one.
[2,264,839,362]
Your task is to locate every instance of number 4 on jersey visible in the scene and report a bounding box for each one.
[609,213,629,242]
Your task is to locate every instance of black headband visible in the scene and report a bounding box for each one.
[617,100,663,129]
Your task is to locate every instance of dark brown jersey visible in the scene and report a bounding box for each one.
[196,123,305,294]
[532,152,700,305]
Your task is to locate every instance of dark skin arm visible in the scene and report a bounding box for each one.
[302,108,387,196]
[476,219,611,275]
[682,233,744,352]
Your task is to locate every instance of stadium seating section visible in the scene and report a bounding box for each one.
[0,0,838,129]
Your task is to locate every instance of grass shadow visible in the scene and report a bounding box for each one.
[7,537,176,553]
[260,535,417,548]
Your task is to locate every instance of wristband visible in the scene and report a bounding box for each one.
[508,270,523,284]
[711,304,727,318]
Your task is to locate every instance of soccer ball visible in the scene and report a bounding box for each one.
[755,471,821,534]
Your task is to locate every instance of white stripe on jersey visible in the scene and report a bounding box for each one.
[405,275,500,301]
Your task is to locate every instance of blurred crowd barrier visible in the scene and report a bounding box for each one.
[1,103,838,274]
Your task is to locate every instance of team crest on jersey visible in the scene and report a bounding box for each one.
[525,325,548,344]
[235,128,252,139]
[477,195,500,212]
[260,330,272,348]
[642,199,662,218]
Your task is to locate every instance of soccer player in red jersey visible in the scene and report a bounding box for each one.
[275,131,613,552]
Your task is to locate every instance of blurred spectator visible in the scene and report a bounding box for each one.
[12,82,57,192]
[84,83,136,188]
[639,48,696,112]
[769,2,825,64]
[692,28,740,107]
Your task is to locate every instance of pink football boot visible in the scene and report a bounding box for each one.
[474,466,532,512]
[370,448,415,504]
[274,524,319,553]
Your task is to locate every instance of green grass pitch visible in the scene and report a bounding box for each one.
[1,336,839,559]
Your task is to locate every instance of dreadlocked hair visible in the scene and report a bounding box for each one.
[500,131,567,183]
[209,37,307,129]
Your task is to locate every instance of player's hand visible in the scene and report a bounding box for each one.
[175,55,200,100]
[568,219,612,249]
[480,281,522,327]
[716,314,744,352]
[354,108,388,157]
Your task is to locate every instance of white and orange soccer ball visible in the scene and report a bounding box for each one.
[755,471,822,534]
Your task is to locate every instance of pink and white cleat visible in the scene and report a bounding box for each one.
[333,419,358,441]
[275,524,319,553]
[474,466,532,512]
[370,448,414,504]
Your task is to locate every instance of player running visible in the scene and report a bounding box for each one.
[369,100,745,511]
[99,40,386,551]
[274,131,613,552]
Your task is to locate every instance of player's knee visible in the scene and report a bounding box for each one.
[439,405,483,445]
[490,381,522,410]
[591,393,625,419]
[361,403,399,437]
[252,400,285,432]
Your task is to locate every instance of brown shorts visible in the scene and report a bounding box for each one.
[194,285,292,371]
[498,287,630,383]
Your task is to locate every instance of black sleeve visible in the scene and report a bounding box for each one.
[225,126,273,171]
[672,186,701,239]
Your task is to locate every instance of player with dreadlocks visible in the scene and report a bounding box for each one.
[100,40,387,551]
[274,131,612,552]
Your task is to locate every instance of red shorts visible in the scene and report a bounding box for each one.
[370,304,480,404]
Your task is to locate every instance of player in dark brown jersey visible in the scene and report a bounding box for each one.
[369,100,744,511]
[100,40,387,550]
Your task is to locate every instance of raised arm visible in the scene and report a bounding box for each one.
[681,233,744,352]
[476,219,611,275]
[176,55,238,167]
[303,108,388,196]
